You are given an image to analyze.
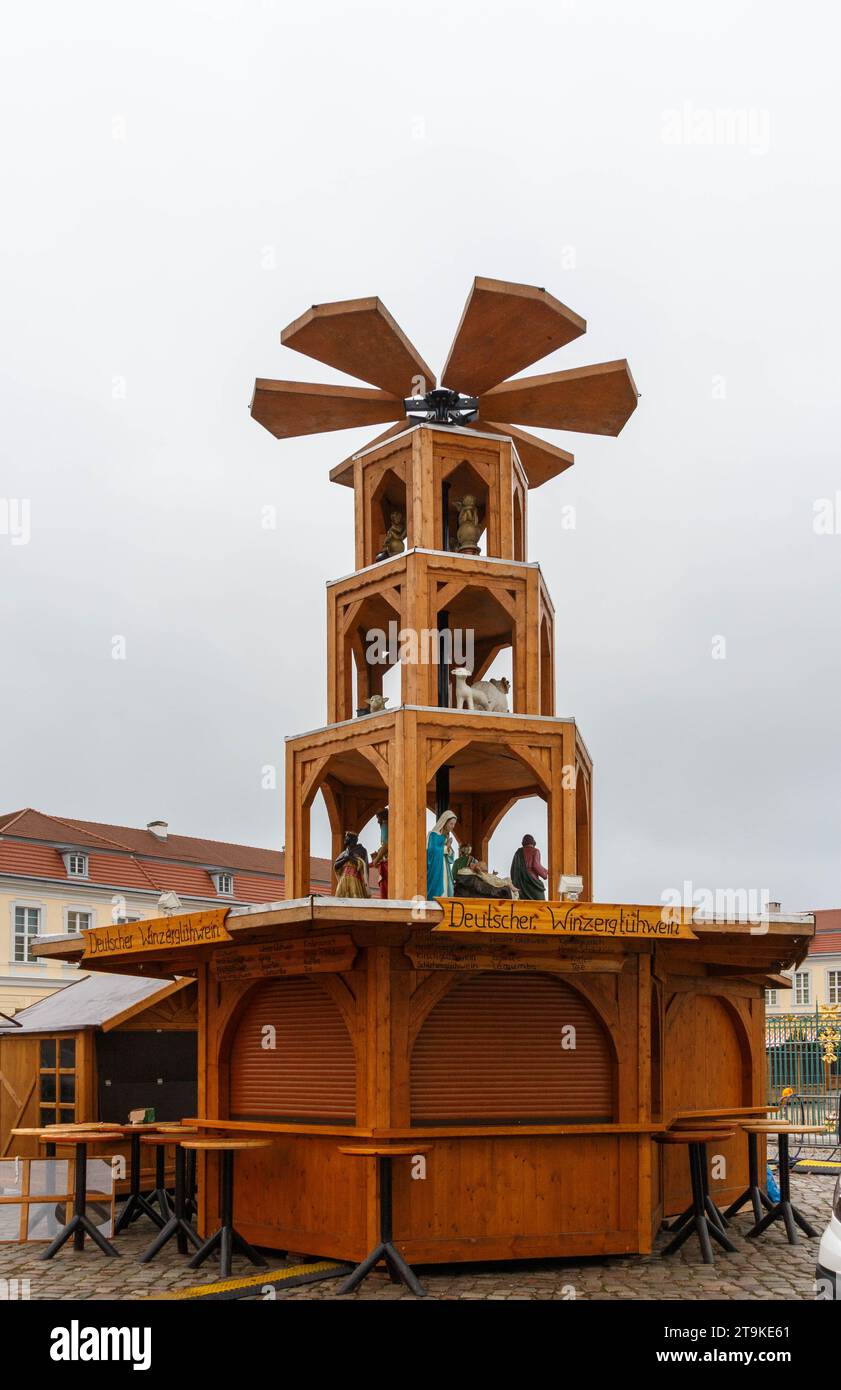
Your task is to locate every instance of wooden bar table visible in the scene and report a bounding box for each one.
[654,1129,737,1264]
[34,1130,124,1259]
[672,1106,780,1121]
[138,1128,202,1263]
[182,1138,271,1279]
[107,1124,169,1234]
[336,1145,431,1297]
[741,1123,826,1244]
[666,1118,743,1233]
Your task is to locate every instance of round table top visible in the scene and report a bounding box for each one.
[153,1126,199,1135]
[669,1118,739,1131]
[672,1105,780,1119]
[11,1125,120,1140]
[180,1137,272,1152]
[41,1122,119,1132]
[338,1145,432,1158]
[36,1130,123,1145]
[740,1122,828,1135]
[654,1129,735,1145]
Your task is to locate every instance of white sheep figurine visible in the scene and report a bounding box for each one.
[451,667,510,713]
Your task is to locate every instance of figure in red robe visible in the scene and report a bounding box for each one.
[510,834,548,900]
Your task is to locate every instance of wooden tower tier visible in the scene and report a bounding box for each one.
[330,422,539,570]
[327,548,556,722]
[285,706,593,902]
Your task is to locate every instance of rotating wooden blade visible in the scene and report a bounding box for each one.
[251,380,405,440]
[441,277,586,396]
[478,360,639,436]
[468,421,574,489]
[281,297,435,398]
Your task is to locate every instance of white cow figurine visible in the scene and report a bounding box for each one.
[452,667,510,713]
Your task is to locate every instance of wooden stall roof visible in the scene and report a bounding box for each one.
[30,899,815,979]
[0,971,191,1033]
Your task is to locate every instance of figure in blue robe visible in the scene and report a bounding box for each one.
[427,811,457,898]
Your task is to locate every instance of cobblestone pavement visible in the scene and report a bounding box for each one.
[0,1172,834,1302]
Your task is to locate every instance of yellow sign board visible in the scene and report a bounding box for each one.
[433,899,697,941]
[82,909,232,960]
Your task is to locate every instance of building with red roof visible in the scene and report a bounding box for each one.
[0,808,332,1014]
[765,908,841,1014]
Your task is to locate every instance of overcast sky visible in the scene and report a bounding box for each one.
[1,0,839,911]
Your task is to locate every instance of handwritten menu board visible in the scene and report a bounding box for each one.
[406,939,626,974]
[213,932,357,982]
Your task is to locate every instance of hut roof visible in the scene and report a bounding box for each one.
[0,972,182,1034]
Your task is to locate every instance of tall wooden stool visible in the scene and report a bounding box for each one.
[741,1122,825,1244]
[337,1145,430,1297]
[666,1119,738,1234]
[724,1123,775,1225]
[113,1124,166,1234]
[35,1130,123,1259]
[141,1134,173,1222]
[181,1138,271,1279]
[158,1126,198,1220]
[654,1130,737,1265]
[139,1131,202,1263]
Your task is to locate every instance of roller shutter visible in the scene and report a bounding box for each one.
[229,976,355,1121]
[411,973,614,1123]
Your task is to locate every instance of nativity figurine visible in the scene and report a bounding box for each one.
[510,834,549,901]
[333,831,371,899]
[453,493,481,554]
[370,808,389,899]
[426,810,457,898]
[375,509,407,561]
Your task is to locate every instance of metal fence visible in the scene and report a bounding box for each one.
[766,1009,841,1147]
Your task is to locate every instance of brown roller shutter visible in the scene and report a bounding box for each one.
[411,973,614,1123]
[230,976,356,1121]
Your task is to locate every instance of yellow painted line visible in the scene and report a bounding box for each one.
[148,1261,347,1301]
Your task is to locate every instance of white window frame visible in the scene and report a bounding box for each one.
[10,900,44,964]
[62,851,89,879]
[828,970,841,1006]
[63,906,96,935]
[213,872,234,897]
[765,989,778,1007]
[794,970,811,1006]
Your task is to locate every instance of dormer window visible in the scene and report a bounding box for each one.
[213,872,234,897]
[62,852,89,879]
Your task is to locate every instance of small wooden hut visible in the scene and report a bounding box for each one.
[0,972,197,1169]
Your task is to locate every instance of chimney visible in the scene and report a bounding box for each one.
[147,820,168,840]
[767,900,781,914]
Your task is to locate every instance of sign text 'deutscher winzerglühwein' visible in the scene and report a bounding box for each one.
[433,900,697,939]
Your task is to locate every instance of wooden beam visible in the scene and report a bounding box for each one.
[251,379,403,440]
[441,277,586,395]
[479,360,639,437]
[282,297,435,398]
[100,977,194,1032]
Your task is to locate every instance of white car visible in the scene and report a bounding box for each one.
[817,1176,841,1299]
